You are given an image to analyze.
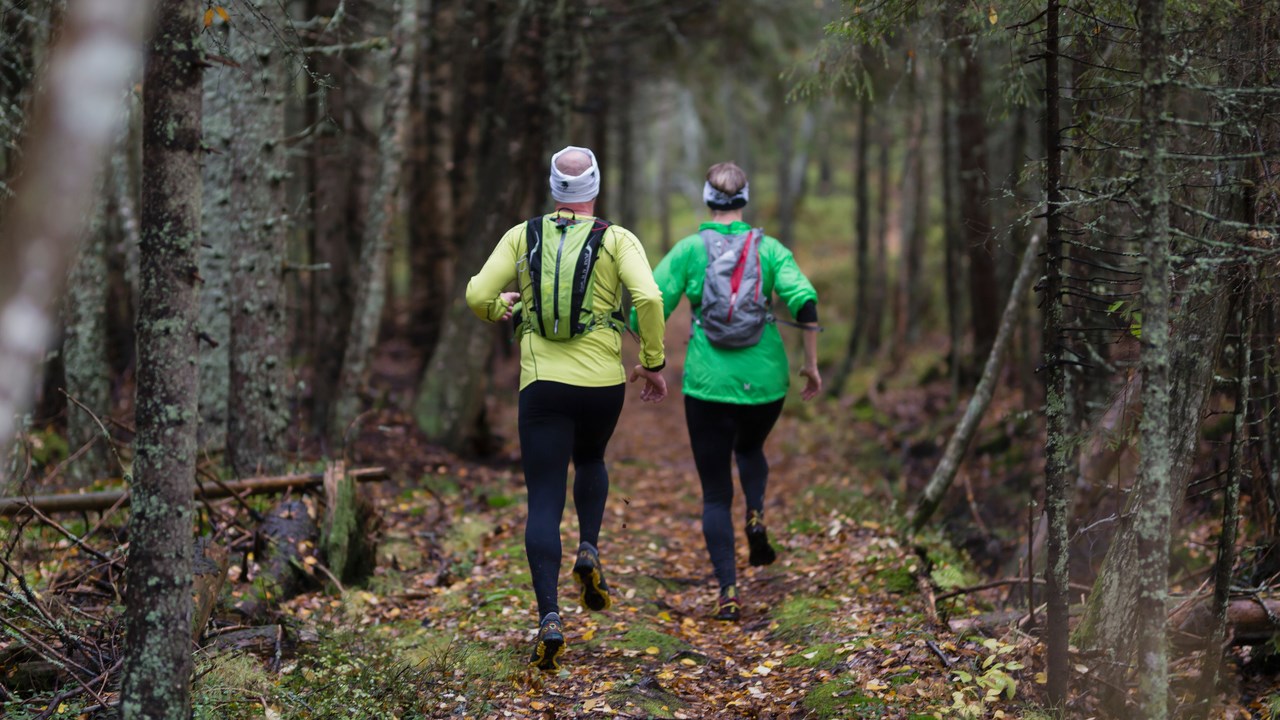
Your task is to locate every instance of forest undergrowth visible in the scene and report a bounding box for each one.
[5,323,1280,719]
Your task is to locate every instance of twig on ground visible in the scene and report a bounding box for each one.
[925,639,954,669]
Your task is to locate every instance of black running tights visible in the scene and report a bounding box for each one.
[519,381,625,619]
[684,395,785,590]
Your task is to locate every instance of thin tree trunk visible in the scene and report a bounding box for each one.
[1041,0,1070,704]
[332,0,418,439]
[910,233,1042,532]
[941,53,963,399]
[122,0,202,716]
[62,197,111,484]
[892,65,924,360]
[866,121,890,356]
[954,6,997,369]
[0,0,153,484]
[227,0,291,476]
[1195,274,1251,717]
[830,91,871,397]
[1133,1,1172,713]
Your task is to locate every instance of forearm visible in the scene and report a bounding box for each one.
[802,322,819,369]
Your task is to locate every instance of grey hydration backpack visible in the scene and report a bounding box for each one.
[698,227,769,348]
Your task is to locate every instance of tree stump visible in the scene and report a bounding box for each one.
[321,460,379,585]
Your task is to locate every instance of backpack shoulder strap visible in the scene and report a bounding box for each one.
[567,218,613,333]
[524,215,546,335]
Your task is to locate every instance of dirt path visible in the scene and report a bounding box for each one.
[274,311,1023,719]
[408,310,982,719]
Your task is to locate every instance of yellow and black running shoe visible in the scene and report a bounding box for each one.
[573,541,613,611]
[746,510,777,567]
[715,585,741,622]
[529,612,565,671]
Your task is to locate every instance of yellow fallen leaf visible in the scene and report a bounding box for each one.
[679,658,697,666]
[1035,671,1048,684]
[215,5,229,21]
[866,679,889,691]
[658,611,673,622]
[645,646,660,655]
[203,8,214,27]
[582,627,596,641]
[988,5,998,24]
[530,701,547,710]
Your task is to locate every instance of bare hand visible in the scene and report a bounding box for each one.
[498,292,520,321]
[628,365,668,403]
[799,365,822,401]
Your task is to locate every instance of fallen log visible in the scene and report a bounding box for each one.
[1173,596,1280,648]
[236,499,321,621]
[0,467,388,516]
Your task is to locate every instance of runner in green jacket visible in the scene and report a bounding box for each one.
[641,161,822,621]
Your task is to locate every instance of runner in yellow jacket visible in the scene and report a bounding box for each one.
[466,146,667,671]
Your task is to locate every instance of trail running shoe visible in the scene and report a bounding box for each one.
[746,510,777,567]
[529,612,565,671]
[573,541,613,611]
[715,586,741,622]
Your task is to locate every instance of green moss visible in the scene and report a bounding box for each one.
[802,678,887,718]
[772,597,840,642]
[783,642,861,669]
[614,625,690,658]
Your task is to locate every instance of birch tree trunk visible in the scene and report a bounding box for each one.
[909,233,1042,531]
[227,0,291,476]
[121,0,202,715]
[0,0,154,485]
[331,0,418,439]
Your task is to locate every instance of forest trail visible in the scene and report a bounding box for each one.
[273,311,1017,720]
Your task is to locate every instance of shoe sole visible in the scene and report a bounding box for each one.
[530,633,564,671]
[573,555,613,611]
[747,533,776,567]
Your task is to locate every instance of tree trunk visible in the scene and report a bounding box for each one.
[941,52,964,399]
[198,22,234,452]
[909,233,1043,531]
[866,120,890,356]
[405,0,455,362]
[0,1,152,484]
[892,64,925,360]
[227,0,291,476]
[122,0,203,716]
[62,198,111,484]
[830,91,871,397]
[331,0,418,439]
[954,7,997,369]
[1041,0,1071,706]
[307,0,371,441]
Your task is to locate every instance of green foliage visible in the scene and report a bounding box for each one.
[941,638,1023,718]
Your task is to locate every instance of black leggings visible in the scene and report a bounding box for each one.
[519,381,625,618]
[684,395,785,590]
